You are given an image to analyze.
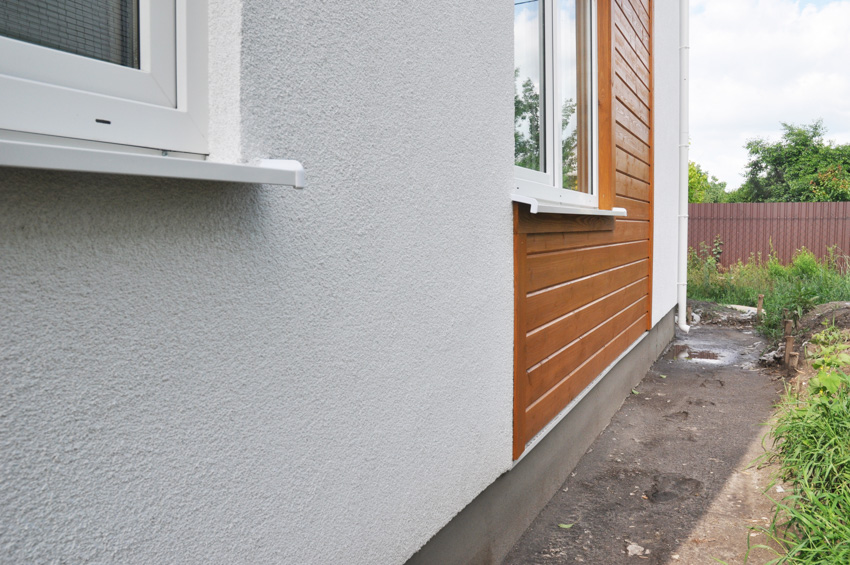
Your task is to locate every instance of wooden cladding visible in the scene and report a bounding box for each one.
[513,0,654,459]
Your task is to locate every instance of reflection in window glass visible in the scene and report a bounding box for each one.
[558,0,589,192]
[514,0,545,172]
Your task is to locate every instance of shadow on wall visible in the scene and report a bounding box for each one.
[0,168,285,252]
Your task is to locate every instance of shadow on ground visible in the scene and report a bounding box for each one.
[503,323,786,564]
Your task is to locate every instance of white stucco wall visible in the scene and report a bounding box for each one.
[652,1,681,326]
[0,2,515,563]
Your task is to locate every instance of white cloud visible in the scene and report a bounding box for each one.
[690,0,850,189]
[515,4,542,91]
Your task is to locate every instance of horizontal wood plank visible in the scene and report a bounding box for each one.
[633,0,650,18]
[524,311,648,440]
[616,0,649,41]
[616,122,650,164]
[627,0,651,33]
[526,240,649,292]
[526,218,649,254]
[615,99,650,145]
[616,171,650,201]
[616,146,651,181]
[526,296,647,404]
[613,3,650,67]
[526,278,648,367]
[526,260,649,330]
[614,25,649,89]
[616,196,651,220]
[516,205,616,234]
[613,60,650,112]
[614,74,650,126]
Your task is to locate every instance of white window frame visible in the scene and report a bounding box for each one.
[0,0,304,187]
[513,0,605,213]
[0,0,208,155]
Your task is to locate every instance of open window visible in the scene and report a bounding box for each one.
[513,0,617,215]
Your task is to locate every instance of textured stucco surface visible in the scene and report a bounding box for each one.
[0,2,514,563]
[652,1,681,327]
[207,0,243,163]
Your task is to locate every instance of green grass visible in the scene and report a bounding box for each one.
[688,243,850,340]
[688,246,850,562]
[748,326,850,564]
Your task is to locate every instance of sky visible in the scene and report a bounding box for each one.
[690,0,850,190]
[514,1,580,121]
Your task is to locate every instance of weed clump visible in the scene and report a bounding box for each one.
[755,324,850,563]
[688,242,850,340]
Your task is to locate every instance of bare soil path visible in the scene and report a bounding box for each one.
[503,317,786,564]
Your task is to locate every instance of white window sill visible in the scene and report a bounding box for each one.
[511,193,626,216]
[0,138,305,188]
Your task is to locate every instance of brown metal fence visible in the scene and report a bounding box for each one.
[689,202,850,267]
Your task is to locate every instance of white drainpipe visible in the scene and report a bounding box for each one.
[677,0,690,333]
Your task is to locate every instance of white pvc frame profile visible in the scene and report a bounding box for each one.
[513,0,600,214]
[0,0,208,154]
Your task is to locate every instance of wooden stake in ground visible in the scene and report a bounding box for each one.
[756,294,764,323]
[788,352,799,377]
[785,335,795,366]
[784,319,793,337]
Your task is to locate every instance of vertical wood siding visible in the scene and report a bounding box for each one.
[513,0,653,459]
[689,202,850,267]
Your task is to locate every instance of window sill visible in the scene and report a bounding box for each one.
[0,138,305,188]
[511,193,625,216]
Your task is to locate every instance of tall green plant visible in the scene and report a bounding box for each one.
[687,246,850,340]
[754,325,850,563]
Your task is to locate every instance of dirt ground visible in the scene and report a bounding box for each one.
[796,301,850,342]
[503,306,793,564]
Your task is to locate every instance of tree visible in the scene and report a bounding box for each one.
[688,161,727,203]
[730,120,850,202]
[515,75,541,171]
[514,69,579,187]
[561,99,578,190]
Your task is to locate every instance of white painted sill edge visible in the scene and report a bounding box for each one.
[512,193,626,217]
[0,139,306,187]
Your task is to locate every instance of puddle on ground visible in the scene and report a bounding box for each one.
[667,345,719,361]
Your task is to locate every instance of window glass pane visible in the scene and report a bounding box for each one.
[0,0,139,68]
[514,0,545,172]
[557,0,589,192]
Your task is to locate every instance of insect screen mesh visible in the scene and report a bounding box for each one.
[0,0,139,68]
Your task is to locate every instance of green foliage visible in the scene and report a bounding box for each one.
[789,249,820,279]
[514,68,581,187]
[561,99,578,190]
[727,120,850,203]
[687,245,850,340]
[809,320,850,347]
[755,325,850,563]
[810,164,850,202]
[689,161,728,203]
[515,75,542,170]
[809,344,850,396]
